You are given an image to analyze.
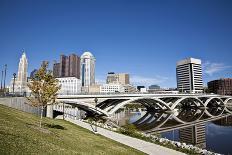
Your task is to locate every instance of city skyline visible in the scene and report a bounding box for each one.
[1,0,232,87]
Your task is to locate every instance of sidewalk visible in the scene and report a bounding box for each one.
[65,117,185,155]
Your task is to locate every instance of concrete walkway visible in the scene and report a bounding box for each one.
[65,117,185,155]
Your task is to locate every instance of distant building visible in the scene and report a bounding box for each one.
[57,77,81,95]
[137,86,145,91]
[149,85,160,90]
[176,58,203,93]
[80,52,95,88]
[124,84,137,93]
[100,84,125,93]
[89,85,101,93]
[42,60,49,66]
[53,62,60,78]
[53,54,80,79]
[30,69,38,79]
[140,88,147,93]
[207,78,232,95]
[106,72,130,85]
[9,52,28,94]
[148,85,162,93]
[105,72,134,93]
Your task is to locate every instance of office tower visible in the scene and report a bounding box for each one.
[41,60,49,66]
[69,54,80,78]
[106,72,130,85]
[53,54,80,79]
[80,51,95,87]
[176,58,203,93]
[57,77,82,95]
[53,62,60,78]
[30,69,38,79]
[9,52,28,93]
[208,78,232,95]
[100,84,125,93]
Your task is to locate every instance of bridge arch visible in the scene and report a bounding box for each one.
[203,97,225,117]
[224,98,232,114]
[204,97,224,107]
[57,100,110,117]
[108,97,172,115]
[224,98,232,105]
[170,97,205,110]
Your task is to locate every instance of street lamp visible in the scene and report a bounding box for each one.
[0,70,3,90]
[3,64,7,91]
[13,73,16,95]
[94,97,98,132]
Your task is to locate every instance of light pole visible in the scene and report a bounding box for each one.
[3,64,7,91]
[63,102,65,120]
[0,70,3,90]
[94,97,98,132]
[13,73,16,95]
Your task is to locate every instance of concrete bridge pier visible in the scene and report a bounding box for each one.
[46,104,53,118]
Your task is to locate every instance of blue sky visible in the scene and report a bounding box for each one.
[0,0,232,87]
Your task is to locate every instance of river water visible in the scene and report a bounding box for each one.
[114,111,232,154]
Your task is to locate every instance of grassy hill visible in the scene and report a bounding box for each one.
[0,104,145,155]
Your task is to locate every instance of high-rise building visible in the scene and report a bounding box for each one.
[207,78,232,95]
[176,58,203,93]
[106,72,130,85]
[53,54,80,79]
[30,69,38,79]
[9,52,28,93]
[53,62,60,78]
[80,51,95,87]
[42,60,49,67]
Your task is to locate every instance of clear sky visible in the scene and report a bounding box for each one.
[0,0,232,87]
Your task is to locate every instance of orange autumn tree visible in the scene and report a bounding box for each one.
[27,62,60,128]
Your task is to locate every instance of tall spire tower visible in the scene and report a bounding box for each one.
[17,52,28,83]
[9,51,28,93]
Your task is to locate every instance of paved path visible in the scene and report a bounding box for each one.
[65,117,185,155]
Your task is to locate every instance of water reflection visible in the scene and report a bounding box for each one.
[113,105,230,133]
[179,124,206,149]
[113,106,232,154]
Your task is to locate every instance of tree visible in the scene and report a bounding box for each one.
[27,62,60,128]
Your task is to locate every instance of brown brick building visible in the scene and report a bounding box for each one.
[207,78,232,95]
[53,54,80,79]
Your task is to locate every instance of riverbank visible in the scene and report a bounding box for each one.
[65,117,185,155]
[70,117,220,155]
[0,104,144,155]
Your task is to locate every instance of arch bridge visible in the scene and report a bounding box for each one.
[53,93,232,132]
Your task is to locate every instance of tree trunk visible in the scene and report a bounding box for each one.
[39,106,44,128]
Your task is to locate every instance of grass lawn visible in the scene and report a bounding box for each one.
[0,104,145,155]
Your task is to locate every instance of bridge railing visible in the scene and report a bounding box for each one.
[57,92,216,96]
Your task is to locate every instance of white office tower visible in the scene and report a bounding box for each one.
[57,77,81,95]
[176,58,203,93]
[100,84,125,93]
[10,52,28,93]
[80,52,95,91]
